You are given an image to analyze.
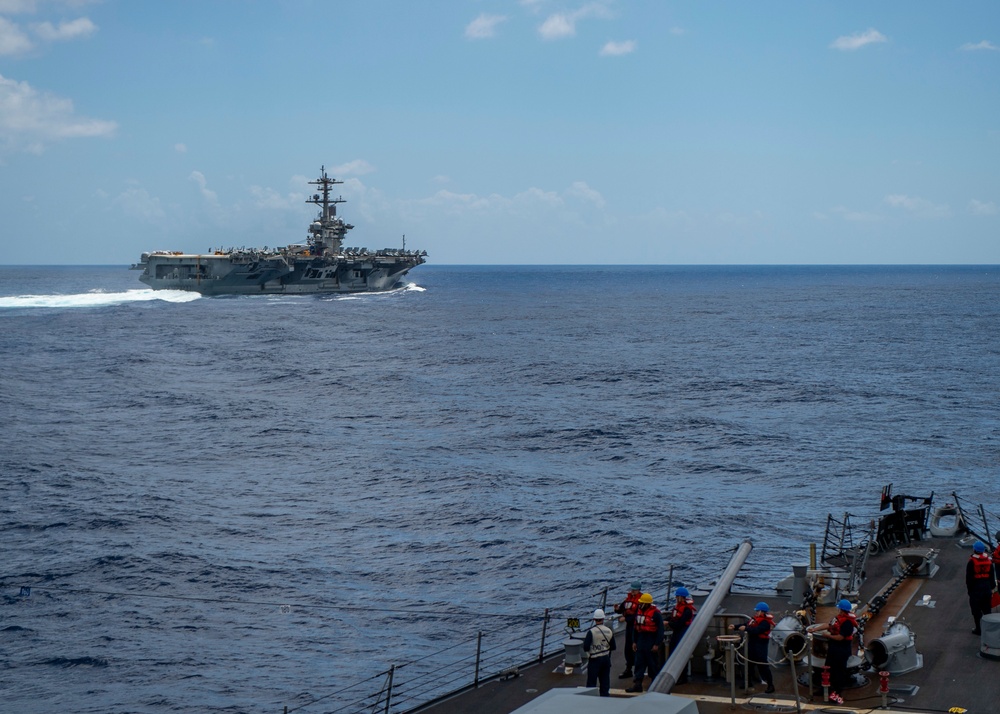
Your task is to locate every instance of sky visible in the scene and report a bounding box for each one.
[0,0,998,265]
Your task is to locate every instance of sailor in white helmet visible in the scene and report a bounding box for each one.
[583,608,617,697]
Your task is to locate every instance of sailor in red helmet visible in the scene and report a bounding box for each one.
[967,540,996,634]
[729,601,775,694]
[624,592,663,693]
[808,598,857,705]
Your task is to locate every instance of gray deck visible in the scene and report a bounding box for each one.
[417,530,997,714]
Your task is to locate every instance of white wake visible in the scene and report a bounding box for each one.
[0,289,202,309]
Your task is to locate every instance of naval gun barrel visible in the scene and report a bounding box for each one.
[648,539,754,694]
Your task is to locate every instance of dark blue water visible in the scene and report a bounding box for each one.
[2,265,999,713]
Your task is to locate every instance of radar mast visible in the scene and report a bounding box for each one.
[306,166,352,255]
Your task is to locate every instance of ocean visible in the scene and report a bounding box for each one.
[2,264,999,713]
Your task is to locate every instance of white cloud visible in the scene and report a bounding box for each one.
[174,143,187,153]
[538,2,613,40]
[0,72,116,152]
[112,187,165,221]
[969,199,998,215]
[189,170,218,204]
[566,181,605,208]
[330,159,375,176]
[539,13,574,39]
[0,16,32,55]
[418,188,506,213]
[600,39,635,56]
[31,16,95,41]
[516,186,562,207]
[465,13,506,40]
[0,0,39,13]
[335,177,391,226]
[960,40,1000,52]
[884,194,919,211]
[249,185,303,210]
[831,205,882,222]
[670,27,686,36]
[830,28,887,51]
[884,194,950,218]
[0,0,104,10]
[408,181,607,219]
[0,13,97,56]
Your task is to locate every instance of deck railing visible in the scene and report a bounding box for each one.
[280,588,608,714]
[279,544,776,714]
[952,492,1000,546]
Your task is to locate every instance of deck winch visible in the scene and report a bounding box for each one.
[768,615,808,664]
[865,620,923,675]
[893,547,939,578]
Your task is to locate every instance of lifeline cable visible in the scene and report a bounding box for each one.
[279,669,387,714]
[1,581,575,621]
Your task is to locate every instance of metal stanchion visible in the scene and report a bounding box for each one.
[383,664,395,714]
[538,608,549,663]
[788,652,802,714]
[474,631,483,687]
[741,635,749,691]
[717,634,741,706]
[807,634,815,700]
[785,638,804,714]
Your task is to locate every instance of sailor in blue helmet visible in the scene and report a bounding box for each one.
[807,599,857,705]
[664,587,697,683]
[729,601,775,694]
[966,540,996,635]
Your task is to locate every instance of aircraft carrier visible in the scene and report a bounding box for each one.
[132,166,427,295]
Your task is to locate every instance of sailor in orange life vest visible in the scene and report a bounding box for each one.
[582,608,616,697]
[613,581,642,679]
[992,532,1000,568]
[666,587,697,670]
[807,599,857,706]
[728,601,775,694]
[624,593,664,693]
[967,540,997,635]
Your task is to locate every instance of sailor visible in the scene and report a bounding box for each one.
[808,599,857,705]
[613,581,642,679]
[966,540,996,634]
[993,533,1000,615]
[729,602,775,694]
[625,593,664,693]
[667,587,697,661]
[583,608,616,697]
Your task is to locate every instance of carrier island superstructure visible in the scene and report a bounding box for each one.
[132,167,427,295]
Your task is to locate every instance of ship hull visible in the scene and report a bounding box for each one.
[135,252,423,296]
